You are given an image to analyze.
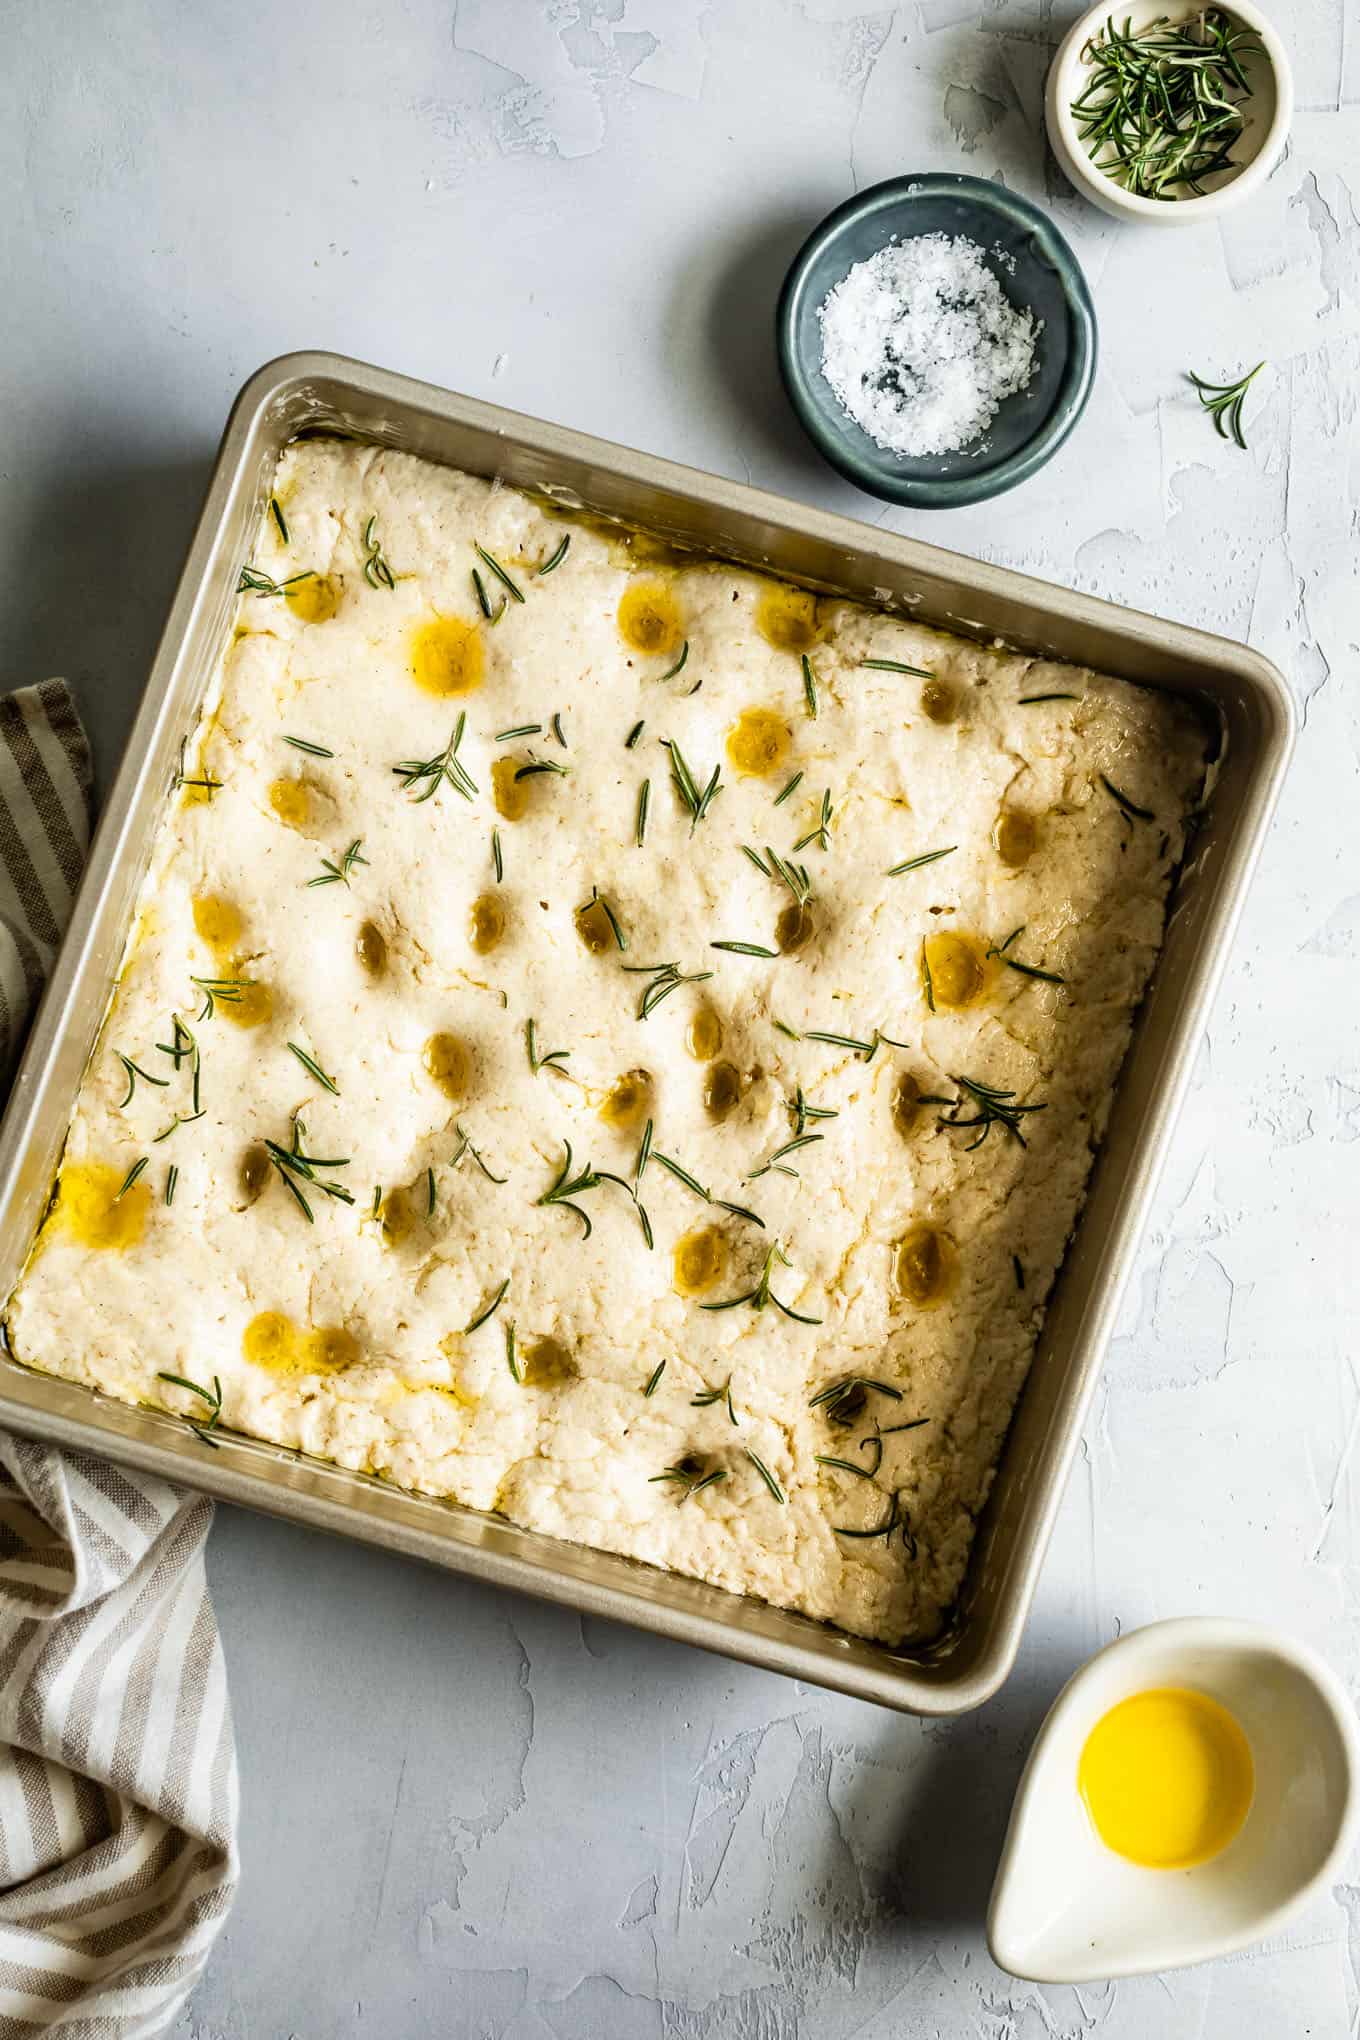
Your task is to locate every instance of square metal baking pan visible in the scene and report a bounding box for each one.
[0,353,1293,1715]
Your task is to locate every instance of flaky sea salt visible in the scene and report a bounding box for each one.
[817,232,1040,458]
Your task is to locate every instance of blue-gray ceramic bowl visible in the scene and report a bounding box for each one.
[776,174,1097,509]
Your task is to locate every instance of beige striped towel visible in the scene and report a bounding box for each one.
[0,683,237,2036]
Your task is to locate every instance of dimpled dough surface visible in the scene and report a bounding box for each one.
[4,440,1208,1645]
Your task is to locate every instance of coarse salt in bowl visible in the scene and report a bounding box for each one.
[776,173,1097,510]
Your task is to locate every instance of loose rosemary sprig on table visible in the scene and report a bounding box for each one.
[156,1371,223,1449]
[393,714,478,803]
[1189,363,1264,450]
[1070,9,1263,201]
[308,839,369,889]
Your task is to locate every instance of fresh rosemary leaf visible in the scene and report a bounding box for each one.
[1017,693,1079,705]
[115,1157,148,1200]
[579,885,628,951]
[921,941,936,1014]
[362,514,395,590]
[551,712,567,747]
[658,641,689,682]
[662,739,721,831]
[744,844,814,907]
[287,1043,339,1095]
[152,1111,204,1143]
[816,1453,878,1481]
[471,568,503,622]
[746,1449,786,1503]
[691,1377,737,1424]
[451,1123,508,1185]
[492,829,504,883]
[156,1369,223,1447]
[773,770,803,808]
[237,566,315,598]
[653,1151,710,1201]
[425,1166,437,1217]
[716,1200,765,1228]
[635,1117,654,1180]
[711,940,777,958]
[792,789,833,855]
[394,716,477,804]
[649,1458,728,1502]
[1072,12,1263,202]
[175,740,222,801]
[887,845,956,877]
[987,925,1066,986]
[282,735,335,757]
[934,1073,1047,1152]
[1100,775,1154,823]
[801,653,818,719]
[270,496,289,544]
[191,975,251,1020]
[115,1053,170,1107]
[165,1165,178,1207]
[526,1018,571,1074]
[862,657,932,677]
[308,839,369,888]
[625,720,645,750]
[642,1358,666,1397]
[535,1139,637,1240]
[514,755,570,782]
[747,1132,823,1182]
[505,1320,521,1383]
[496,724,542,743]
[773,1018,801,1041]
[808,1374,902,1424]
[463,1278,510,1335]
[636,778,650,848]
[803,1029,877,1057]
[537,535,570,577]
[700,1241,821,1325]
[476,544,525,604]
[624,960,713,1020]
[1013,1254,1025,1290]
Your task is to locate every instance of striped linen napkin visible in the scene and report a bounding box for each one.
[0,682,238,2037]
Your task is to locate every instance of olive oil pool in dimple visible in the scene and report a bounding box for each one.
[1077,1687,1254,1870]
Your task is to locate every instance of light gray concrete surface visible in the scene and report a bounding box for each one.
[4,2,1359,2033]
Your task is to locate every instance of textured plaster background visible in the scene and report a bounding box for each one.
[3,1,1358,2033]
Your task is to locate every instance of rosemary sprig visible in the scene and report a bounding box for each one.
[496,724,542,742]
[808,1376,903,1426]
[463,1277,510,1335]
[815,1454,877,1481]
[537,535,570,577]
[745,1449,786,1503]
[155,1016,200,1111]
[622,960,714,1020]
[1071,10,1263,202]
[535,1139,636,1241]
[635,1119,653,1179]
[747,1131,823,1182]
[393,714,478,803]
[691,1377,737,1425]
[661,739,721,832]
[792,789,833,855]
[711,940,777,958]
[115,1053,169,1107]
[287,1042,339,1095]
[282,735,334,758]
[887,845,956,877]
[471,567,505,624]
[625,720,645,750]
[526,1018,570,1074]
[700,1241,821,1325]
[833,1490,915,1550]
[362,514,395,590]
[237,566,314,598]
[743,844,814,908]
[788,1086,837,1138]
[579,885,628,952]
[635,778,650,847]
[156,1370,223,1448]
[862,656,932,677]
[165,1165,178,1206]
[269,496,289,544]
[773,770,803,809]
[191,976,251,1020]
[152,1111,204,1143]
[115,1157,148,1200]
[934,1073,1047,1151]
[308,839,369,888]
[801,654,818,718]
[652,1150,710,1200]
[263,1117,353,1222]
[450,1123,508,1185]
[658,641,689,682]
[175,740,222,801]
[1100,774,1154,822]
[1190,362,1265,448]
[649,1457,728,1502]
[476,544,525,604]
[514,754,570,782]
[642,1358,666,1397]
[987,927,1066,985]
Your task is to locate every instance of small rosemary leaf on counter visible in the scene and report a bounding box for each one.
[636,778,650,847]
[505,1321,521,1383]
[746,1449,786,1503]
[1017,693,1078,705]
[1190,363,1264,451]
[116,1053,170,1107]
[308,838,369,888]
[287,1043,340,1095]
[537,534,570,577]
[495,724,542,743]
[625,720,645,750]
[658,641,689,682]
[269,496,289,544]
[887,845,956,877]
[492,829,504,883]
[862,657,932,677]
[282,734,334,758]
[463,1277,510,1335]
[115,1157,148,1200]
[711,940,777,958]
[164,1165,178,1206]
[773,770,803,809]
[801,654,818,719]
[476,544,525,604]
[1100,775,1154,823]
[642,1358,666,1397]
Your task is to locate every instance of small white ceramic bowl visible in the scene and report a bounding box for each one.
[1045,1,1293,225]
[987,1617,1360,1983]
